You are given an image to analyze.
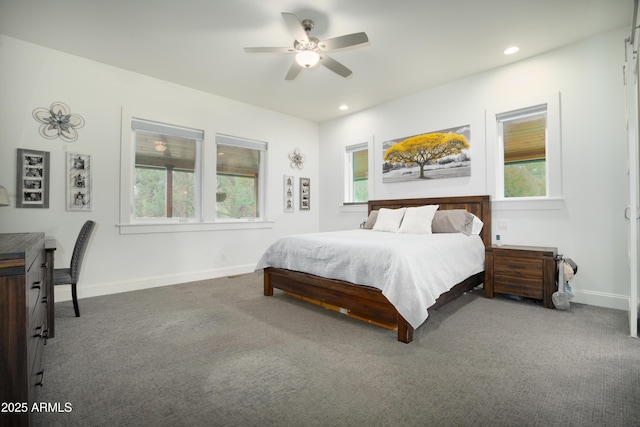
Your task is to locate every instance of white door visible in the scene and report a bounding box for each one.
[625,7,639,338]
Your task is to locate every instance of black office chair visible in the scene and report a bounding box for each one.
[54,220,96,317]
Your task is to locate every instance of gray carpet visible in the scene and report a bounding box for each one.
[34,273,640,427]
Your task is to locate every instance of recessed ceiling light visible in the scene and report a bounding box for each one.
[339,104,349,111]
[503,46,520,55]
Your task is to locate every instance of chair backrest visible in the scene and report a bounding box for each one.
[70,220,96,280]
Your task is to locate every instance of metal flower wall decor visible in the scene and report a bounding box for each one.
[33,102,85,142]
[288,148,306,170]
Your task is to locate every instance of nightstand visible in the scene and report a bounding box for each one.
[484,245,558,308]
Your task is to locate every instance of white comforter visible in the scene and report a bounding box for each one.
[255,229,485,329]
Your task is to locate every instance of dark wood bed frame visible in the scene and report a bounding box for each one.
[263,195,492,343]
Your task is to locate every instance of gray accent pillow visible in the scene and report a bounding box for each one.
[431,209,474,235]
[363,210,379,229]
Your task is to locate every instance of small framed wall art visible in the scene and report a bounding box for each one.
[284,175,294,212]
[299,177,310,210]
[16,148,50,208]
[67,152,91,211]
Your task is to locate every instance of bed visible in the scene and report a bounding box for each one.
[257,195,491,343]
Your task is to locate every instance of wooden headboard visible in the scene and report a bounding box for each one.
[368,195,492,248]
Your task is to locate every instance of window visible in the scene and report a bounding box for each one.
[497,105,547,198]
[486,92,562,208]
[132,119,202,221]
[215,134,267,220]
[345,142,369,203]
[119,109,272,233]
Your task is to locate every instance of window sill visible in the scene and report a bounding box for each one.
[339,203,368,214]
[117,220,274,235]
[492,198,565,211]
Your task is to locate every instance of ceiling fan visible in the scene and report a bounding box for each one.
[244,12,369,80]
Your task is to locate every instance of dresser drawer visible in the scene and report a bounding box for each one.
[27,249,45,318]
[28,299,47,370]
[28,332,45,406]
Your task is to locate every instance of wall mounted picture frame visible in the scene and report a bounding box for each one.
[16,148,50,208]
[382,124,471,183]
[284,175,294,212]
[300,177,310,210]
[67,152,91,211]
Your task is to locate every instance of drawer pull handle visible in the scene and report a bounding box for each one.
[41,262,47,268]
[36,370,44,387]
[33,325,43,338]
[31,281,41,290]
[509,265,526,269]
[504,283,528,289]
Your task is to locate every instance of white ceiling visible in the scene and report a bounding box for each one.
[0,0,632,123]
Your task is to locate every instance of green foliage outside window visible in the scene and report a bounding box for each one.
[135,168,165,218]
[353,179,368,203]
[216,174,257,218]
[172,170,195,218]
[504,160,546,197]
[135,167,195,218]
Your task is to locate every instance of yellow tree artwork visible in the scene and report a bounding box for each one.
[382,125,471,183]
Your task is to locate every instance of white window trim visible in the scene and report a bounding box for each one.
[486,92,563,211]
[341,135,373,209]
[119,107,272,234]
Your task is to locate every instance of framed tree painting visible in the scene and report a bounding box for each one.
[16,148,50,208]
[67,152,91,211]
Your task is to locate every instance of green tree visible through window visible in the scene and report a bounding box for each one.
[172,170,195,218]
[134,167,195,218]
[504,161,546,197]
[135,168,165,218]
[216,174,256,218]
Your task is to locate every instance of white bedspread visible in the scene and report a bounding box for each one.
[255,229,485,329]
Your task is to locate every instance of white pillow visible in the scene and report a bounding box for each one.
[471,214,484,235]
[372,208,407,232]
[398,205,439,234]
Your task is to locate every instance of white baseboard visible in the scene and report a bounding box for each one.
[570,289,629,311]
[54,264,258,303]
[56,269,632,314]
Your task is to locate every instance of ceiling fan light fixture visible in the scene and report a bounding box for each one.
[154,141,167,152]
[295,50,320,68]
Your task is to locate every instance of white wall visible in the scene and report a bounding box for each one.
[319,27,629,310]
[0,35,319,302]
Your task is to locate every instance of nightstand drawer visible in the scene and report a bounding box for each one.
[494,256,543,279]
[495,277,543,299]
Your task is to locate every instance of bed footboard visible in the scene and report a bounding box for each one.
[263,267,414,343]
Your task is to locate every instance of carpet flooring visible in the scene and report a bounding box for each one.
[33,272,640,427]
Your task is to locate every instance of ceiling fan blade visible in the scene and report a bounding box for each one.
[281,12,309,44]
[319,32,369,51]
[285,60,304,81]
[319,54,352,78]
[244,47,295,54]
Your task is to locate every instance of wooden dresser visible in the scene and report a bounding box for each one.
[484,245,558,308]
[0,233,54,426]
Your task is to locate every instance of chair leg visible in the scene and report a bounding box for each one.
[71,283,80,317]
